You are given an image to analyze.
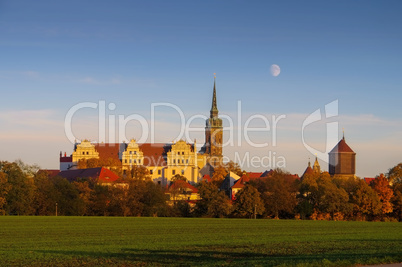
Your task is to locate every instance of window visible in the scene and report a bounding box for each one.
[134,151,137,155]
[158,169,161,175]
[186,159,188,164]
[182,152,185,155]
[125,159,127,163]
[181,170,184,175]
[129,159,132,163]
[134,160,136,163]
[82,152,85,155]
[173,159,176,164]
[150,170,153,174]
[86,152,89,155]
[172,170,176,175]
[129,151,132,154]
[138,160,141,164]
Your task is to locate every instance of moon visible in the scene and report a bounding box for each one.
[270,64,281,77]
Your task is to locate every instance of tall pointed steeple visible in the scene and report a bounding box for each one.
[210,75,218,118]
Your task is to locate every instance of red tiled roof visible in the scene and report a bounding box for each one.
[232,174,251,189]
[139,143,170,167]
[247,172,263,178]
[364,177,376,185]
[94,143,122,161]
[301,166,314,178]
[330,138,354,153]
[57,167,120,183]
[169,180,198,193]
[202,174,211,182]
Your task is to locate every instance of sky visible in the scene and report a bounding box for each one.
[0,0,401,178]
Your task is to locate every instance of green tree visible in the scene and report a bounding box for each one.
[1,161,35,215]
[391,183,402,221]
[233,184,265,218]
[33,171,58,215]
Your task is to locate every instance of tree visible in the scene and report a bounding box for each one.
[391,183,402,221]
[195,181,231,218]
[388,163,402,185]
[33,171,58,215]
[224,161,243,177]
[130,165,151,180]
[351,179,382,220]
[251,169,298,219]
[211,166,227,187]
[233,184,265,218]
[1,161,35,215]
[371,174,393,217]
[0,172,11,215]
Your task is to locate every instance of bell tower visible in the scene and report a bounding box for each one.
[204,75,223,167]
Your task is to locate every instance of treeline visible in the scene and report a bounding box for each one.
[0,160,401,221]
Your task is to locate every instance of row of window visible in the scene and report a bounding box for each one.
[128,151,137,155]
[172,159,189,164]
[124,159,141,164]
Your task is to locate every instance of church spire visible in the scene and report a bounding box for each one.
[210,74,218,118]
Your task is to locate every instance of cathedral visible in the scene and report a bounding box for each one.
[60,79,223,185]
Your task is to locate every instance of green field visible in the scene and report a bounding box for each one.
[0,217,401,266]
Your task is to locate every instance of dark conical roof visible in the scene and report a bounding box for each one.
[329,137,354,153]
[210,77,218,118]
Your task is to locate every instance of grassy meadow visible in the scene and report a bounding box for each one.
[0,217,401,266]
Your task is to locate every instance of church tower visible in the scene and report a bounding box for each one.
[203,76,223,167]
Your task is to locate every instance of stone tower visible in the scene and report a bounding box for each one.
[328,135,356,178]
[203,77,223,167]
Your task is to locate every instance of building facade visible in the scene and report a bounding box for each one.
[60,79,223,186]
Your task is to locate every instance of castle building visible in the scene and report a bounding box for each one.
[328,135,356,179]
[60,79,222,185]
[200,77,223,168]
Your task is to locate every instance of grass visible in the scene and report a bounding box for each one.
[0,217,401,266]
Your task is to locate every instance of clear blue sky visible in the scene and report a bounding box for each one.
[0,0,401,177]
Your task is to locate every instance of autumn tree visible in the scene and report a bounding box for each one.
[233,184,265,218]
[1,161,35,215]
[251,169,298,219]
[351,179,382,220]
[195,181,231,218]
[130,165,151,180]
[371,174,393,218]
[0,172,11,215]
[32,171,58,215]
[224,161,243,177]
[211,166,227,187]
[391,183,402,221]
[388,163,402,184]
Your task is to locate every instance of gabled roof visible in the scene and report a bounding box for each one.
[329,137,355,153]
[169,180,198,193]
[231,174,255,189]
[57,167,120,183]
